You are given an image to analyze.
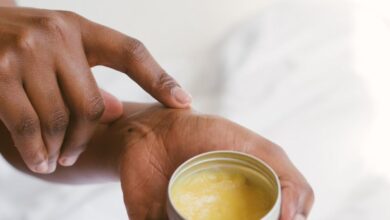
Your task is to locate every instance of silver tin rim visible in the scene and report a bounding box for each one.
[167,150,281,220]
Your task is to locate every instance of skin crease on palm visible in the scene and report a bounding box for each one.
[0,0,314,220]
[0,103,314,220]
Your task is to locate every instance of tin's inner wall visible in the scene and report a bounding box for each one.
[169,153,279,220]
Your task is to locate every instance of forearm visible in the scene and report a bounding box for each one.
[0,0,16,6]
[0,102,151,184]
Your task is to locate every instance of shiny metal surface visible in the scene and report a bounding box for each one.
[167,151,281,220]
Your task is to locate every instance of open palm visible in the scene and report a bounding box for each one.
[109,105,313,220]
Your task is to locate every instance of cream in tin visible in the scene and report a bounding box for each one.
[167,151,281,220]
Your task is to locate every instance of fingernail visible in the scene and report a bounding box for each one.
[171,87,192,105]
[34,161,49,173]
[58,156,78,167]
[47,161,57,174]
[294,214,306,220]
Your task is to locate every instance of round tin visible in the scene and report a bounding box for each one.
[167,151,281,220]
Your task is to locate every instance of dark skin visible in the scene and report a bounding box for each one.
[0,1,314,219]
[0,102,314,220]
[0,0,12,7]
[0,1,192,174]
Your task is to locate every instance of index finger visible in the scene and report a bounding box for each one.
[78,17,192,108]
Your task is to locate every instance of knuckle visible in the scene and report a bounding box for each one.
[124,38,148,62]
[45,110,69,135]
[0,76,18,89]
[56,10,79,19]
[304,183,315,203]
[292,179,315,207]
[154,72,178,91]
[0,54,11,71]
[0,55,13,79]
[34,13,67,39]
[84,95,105,121]
[14,116,40,137]
[15,28,37,52]
[0,72,14,85]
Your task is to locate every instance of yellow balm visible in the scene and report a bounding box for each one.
[171,165,274,220]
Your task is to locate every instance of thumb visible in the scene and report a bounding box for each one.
[99,89,123,123]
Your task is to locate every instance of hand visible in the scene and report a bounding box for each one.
[110,105,314,220]
[0,7,191,174]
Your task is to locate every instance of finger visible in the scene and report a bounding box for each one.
[23,70,69,173]
[279,179,314,220]
[0,81,49,173]
[293,214,306,220]
[280,185,300,220]
[295,183,314,219]
[80,20,192,108]
[99,89,123,124]
[56,54,104,167]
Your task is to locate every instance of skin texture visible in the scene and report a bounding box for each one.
[0,103,314,220]
[0,0,14,7]
[0,1,313,219]
[0,5,191,174]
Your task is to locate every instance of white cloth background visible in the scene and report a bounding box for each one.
[1,0,389,219]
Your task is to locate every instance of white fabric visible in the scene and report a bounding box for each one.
[1,0,389,219]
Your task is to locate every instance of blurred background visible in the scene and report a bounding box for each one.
[1,0,390,219]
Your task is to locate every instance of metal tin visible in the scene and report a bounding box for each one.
[167,151,281,220]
